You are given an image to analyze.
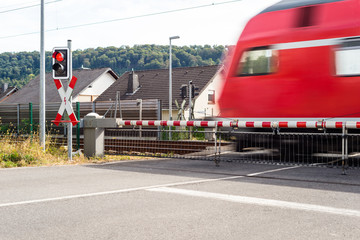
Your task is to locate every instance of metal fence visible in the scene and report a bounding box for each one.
[100,128,359,169]
[231,131,358,167]
[0,99,161,135]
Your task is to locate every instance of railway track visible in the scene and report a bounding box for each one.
[56,137,231,155]
[104,139,223,155]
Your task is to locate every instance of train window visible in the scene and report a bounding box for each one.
[335,40,360,76]
[296,6,317,28]
[237,49,278,76]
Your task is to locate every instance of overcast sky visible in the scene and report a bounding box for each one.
[0,0,280,53]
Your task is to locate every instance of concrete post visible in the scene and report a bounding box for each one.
[84,113,105,158]
[83,113,122,158]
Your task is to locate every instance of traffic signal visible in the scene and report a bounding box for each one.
[180,84,187,99]
[191,84,199,98]
[52,47,69,79]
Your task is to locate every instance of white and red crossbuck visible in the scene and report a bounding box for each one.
[53,76,78,126]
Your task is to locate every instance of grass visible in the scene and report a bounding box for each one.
[0,134,152,168]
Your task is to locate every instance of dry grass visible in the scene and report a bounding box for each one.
[0,134,152,168]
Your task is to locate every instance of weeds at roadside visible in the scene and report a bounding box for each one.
[0,133,154,168]
[0,133,83,168]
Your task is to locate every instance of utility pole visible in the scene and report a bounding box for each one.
[39,0,46,150]
[169,36,180,140]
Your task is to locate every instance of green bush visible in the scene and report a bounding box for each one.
[2,151,22,163]
[24,154,36,164]
[160,126,205,141]
[0,123,10,134]
[3,161,17,168]
[193,127,205,140]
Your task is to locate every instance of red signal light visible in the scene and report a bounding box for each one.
[52,51,64,62]
[52,47,69,79]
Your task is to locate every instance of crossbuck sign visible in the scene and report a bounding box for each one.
[53,76,79,126]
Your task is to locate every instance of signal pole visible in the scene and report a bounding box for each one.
[51,41,77,160]
[169,36,180,140]
[40,0,46,150]
[67,40,73,161]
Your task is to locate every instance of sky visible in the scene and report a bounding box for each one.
[0,0,280,53]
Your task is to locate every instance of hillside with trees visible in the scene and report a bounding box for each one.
[0,44,226,88]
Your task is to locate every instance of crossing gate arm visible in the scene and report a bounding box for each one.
[116,120,360,129]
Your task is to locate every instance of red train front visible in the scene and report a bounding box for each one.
[218,0,360,120]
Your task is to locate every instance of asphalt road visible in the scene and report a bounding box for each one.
[0,159,359,240]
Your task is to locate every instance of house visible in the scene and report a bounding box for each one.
[0,83,18,103]
[95,65,223,120]
[190,66,224,119]
[3,68,118,104]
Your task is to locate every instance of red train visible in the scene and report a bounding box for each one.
[218,0,360,121]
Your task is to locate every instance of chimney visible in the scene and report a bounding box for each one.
[127,70,140,94]
[2,83,8,93]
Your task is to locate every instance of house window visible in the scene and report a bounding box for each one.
[335,39,360,76]
[237,48,278,76]
[208,90,215,104]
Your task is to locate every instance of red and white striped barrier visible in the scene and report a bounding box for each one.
[119,120,235,128]
[119,120,236,127]
[117,120,360,129]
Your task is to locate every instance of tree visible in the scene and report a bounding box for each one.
[0,44,227,89]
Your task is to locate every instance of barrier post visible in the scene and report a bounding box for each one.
[83,113,120,158]
[83,113,104,158]
[214,124,220,167]
[342,124,348,175]
[219,126,222,162]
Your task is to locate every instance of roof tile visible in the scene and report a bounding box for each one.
[3,68,118,104]
[96,65,220,109]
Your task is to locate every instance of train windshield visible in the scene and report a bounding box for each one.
[237,48,278,76]
[335,39,360,76]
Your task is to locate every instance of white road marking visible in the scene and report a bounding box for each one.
[0,177,234,208]
[0,166,298,208]
[148,187,360,218]
[246,166,299,176]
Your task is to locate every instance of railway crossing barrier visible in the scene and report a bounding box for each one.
[82,118,360,172]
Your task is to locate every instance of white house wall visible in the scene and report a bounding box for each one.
[185,71,223,120]
[73,72,116,102]
[76,95,92,102]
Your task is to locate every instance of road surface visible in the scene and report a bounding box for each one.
[0,159,359,239]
